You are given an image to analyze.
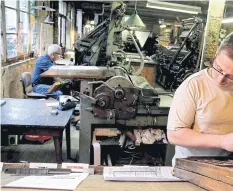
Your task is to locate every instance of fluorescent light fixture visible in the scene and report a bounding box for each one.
[222,17,233,24]
[160,24,166,28]
[65,49,75,55]
[31,6,55,11]
[31,2,55,12]
[146,0,201,15]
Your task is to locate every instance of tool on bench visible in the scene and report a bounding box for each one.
[4,168,72,176]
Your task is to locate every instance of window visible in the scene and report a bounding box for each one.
[2,0,37,62]
[6,35,17,58]
[58,0,67,46]
[30,0,37,53]
[20,11,29,54]
[61,17,66,44]
[20,0,28,12]
[0,0,3,61]
[30,0,36,15]
[59,1,67,16]
[30,15,37,53]
[5,7,17,58]
[5,0,17,9]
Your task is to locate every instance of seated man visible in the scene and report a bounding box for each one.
[32,44,63,99]
[167,32,233,166]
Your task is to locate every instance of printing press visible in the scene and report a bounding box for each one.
[43,2,171,165]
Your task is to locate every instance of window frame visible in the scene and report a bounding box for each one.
[1,0,36,65]
[58,0,67,46]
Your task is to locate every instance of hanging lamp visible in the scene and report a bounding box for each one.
[124,0,145,28]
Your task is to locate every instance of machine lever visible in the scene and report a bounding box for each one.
[79,93,97,104]
[88,81,115,92]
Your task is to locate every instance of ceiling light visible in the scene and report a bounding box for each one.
[125,11,146,28]
[31,2,55,11]
[124,0,145,28]
[146,0,201,15]
[160,24,166,28]
[222,17,233,24]
[44,14,54,24]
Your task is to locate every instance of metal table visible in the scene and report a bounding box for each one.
[0,98,73,164]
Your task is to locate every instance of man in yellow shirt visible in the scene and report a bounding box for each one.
[167,32,233,166]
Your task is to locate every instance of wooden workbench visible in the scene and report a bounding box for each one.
[1,174,204,191]
[0,163,204,191]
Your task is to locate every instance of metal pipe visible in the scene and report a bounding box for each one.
[168,22,199,70]
[129,32,145,76]
[107,154,112,166]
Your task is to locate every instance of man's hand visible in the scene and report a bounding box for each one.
[220,133,233,152]
[55,77,64,83]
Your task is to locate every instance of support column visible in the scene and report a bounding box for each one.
[200,0,225,69]
[53,1,59,44]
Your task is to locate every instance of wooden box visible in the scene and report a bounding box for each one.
[174,156,233,191]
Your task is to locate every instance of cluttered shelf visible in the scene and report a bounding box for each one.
[99,139,168,146]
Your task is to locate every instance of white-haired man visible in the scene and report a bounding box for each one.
[167,32,233,166]
[32,44,63,98]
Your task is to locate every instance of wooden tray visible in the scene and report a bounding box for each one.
[174,156,233,191]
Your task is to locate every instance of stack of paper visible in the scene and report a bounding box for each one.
[3,173,89,191]
[0,100,6,106]
[104,166,184,182]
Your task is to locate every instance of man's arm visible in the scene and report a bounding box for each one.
[167,128,233,152]
[167,77,233,152]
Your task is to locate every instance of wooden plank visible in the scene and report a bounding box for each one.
[174,168,233,191]
[133,64,156,87]
[95,128,118,137]
[41,66,115,79]
[175,157,233,185]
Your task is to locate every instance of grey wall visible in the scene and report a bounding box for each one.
[1,59,36,98]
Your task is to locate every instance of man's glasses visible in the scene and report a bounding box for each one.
[212,66,233,82]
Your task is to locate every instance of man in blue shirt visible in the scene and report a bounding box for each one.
[32,44,63,99]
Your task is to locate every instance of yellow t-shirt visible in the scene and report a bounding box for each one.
[167,68,233,166]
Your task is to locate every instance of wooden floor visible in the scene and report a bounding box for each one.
[1,125,79,163]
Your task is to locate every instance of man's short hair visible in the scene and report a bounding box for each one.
[219,32,233,60]
[47,44,62,56]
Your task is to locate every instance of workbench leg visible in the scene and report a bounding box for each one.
[66,122,71,159]
[53,131,63,164]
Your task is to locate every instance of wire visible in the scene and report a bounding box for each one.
[112,66,134,86]
[129,157,134,165]
[134,0,137,11]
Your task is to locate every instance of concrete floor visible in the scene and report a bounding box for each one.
[1,125,79,163]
